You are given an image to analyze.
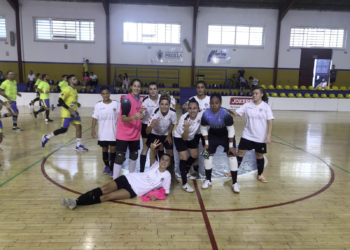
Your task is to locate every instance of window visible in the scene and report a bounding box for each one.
[35,18,94,42]
[208,25,264,46]
[290,27,345,48]
[0,17,6,40]
[123,22,181,44]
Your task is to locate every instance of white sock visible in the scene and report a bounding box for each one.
[46,132,54,139]
[113,163,122,179]
[76,138,81,147]
[129,160,136,173]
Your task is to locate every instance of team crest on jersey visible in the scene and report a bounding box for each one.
[113,108,116,112]
[259,109,263,112]
[205,103,208,107]
[218,116,221,121]
[160,177,164,182]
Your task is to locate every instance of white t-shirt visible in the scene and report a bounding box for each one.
[148,107,177,136]
[186,95,210,112]
[92,100,120,141]
[235,101,274,143]
[251,78,259,86]
[28,74,35,81]
[141,95,159,125]
[174,112,203,140]
[125,161,171,196]
[90,75,98,80]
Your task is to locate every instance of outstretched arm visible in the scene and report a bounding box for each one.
[150,139,162,166]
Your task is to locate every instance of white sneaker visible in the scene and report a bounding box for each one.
[201,180,212,189]
[60,197,77,210]
[182,183,194,193]
[232,183,240,193]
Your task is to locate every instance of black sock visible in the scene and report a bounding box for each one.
[45,110,50,119]
[186,156,196,170]
[205,169,212,182]
[231,171,238,184]
[13,123,17,127]
[193,165,199,172]
[140,155,146,172]
[180,160,187,185]
[257,158,264,175]
[102,152,109,167]
[158,150,164,161]
[76,188,103,206]
[237,156,243,168]
[37,107,45,113]
[109,152,116,171]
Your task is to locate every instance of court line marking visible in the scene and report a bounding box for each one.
[41,140,333,212]
[273,134,350,174]
[0,127,92,188]
[193,180,218,250]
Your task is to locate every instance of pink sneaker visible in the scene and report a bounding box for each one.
[258,175,267,183]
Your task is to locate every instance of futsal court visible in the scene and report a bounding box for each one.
[0,107,349,250]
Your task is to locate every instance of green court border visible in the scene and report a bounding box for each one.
[0,127,92,188]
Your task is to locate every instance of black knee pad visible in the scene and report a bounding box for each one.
[129,150,138,161]
[53,127,68,136]
[115,152,126,165]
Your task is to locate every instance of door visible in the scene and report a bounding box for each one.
[298,49,332,87]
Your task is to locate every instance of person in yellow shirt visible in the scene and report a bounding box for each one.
[83,59,89,76]
[0,100,13,170]
[29,73,43,111]
[41,74,88,151]
[33,74,53,122]
[0,70,23,131]
[59,75,68,91]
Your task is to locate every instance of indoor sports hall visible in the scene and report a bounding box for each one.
[1,0,350,249]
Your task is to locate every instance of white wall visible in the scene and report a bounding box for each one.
[109,4,193,66]
[19,0,106,64]
[0,0,18,61]
[196,7,278,68]
[279,10,350,69]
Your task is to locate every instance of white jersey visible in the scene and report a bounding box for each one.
[92,100,120,141]
[148,107,177,136]
[251,78,259,86]
[28,74,35,81]
[174,112,203,140]
[142,94,176,124]
[186,95,210,112]
[141,95,159,125]
[235,101,274,143]
[126,161,171,196]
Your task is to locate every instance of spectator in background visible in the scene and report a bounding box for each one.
[116,74,123,88]
[239,77,247,93]
[330,65,337,88]
[83,59,89,76]
[122,73,130,91]
[238,68,245,78]
[249,76,259,87]
[27,70,36,88]
[89,72,98,88]
[82,72,89,89]
[0,71,5,84]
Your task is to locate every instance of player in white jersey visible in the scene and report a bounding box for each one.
[181,81,210,179]
[230,86,274,183]
[92,87,120,178]
[140,82,160,172]
[146,92,177,167]
[174,98,202,192]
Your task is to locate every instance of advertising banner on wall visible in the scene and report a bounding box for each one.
[151,47,183,63]
[222,96,252,110]
[203,49,231,64]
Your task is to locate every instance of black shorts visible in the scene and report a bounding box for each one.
[238,137,267,154]
[98,140,117,147]
[174,137,198,152]
[141,123,148,139]
[146,133,173,150]
[330,78,336,83]
[195,134,205,147]
[208,134,236,155]
[114,175,137,199]
[116,139,140,153]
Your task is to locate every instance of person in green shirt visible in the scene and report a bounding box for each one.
[0,70,23,131]
[83,59,89,76]
[34,74,53,122]
[29,73,43,111]
[59,75,68,91]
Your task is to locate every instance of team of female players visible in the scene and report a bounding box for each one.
[61,79,274,210]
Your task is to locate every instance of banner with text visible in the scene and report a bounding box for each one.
[203,49,231,64]
[222,96,253,110]
[151,47,183,63]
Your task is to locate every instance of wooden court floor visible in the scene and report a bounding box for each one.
[1,106,350,250]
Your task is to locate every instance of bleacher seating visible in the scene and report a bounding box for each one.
[300,86,307,90]
[207,91,212,96]
[292,85,299,90]
[304,93,311,98]
[288,93,295,97]
[321,93,327,98]
[329,94,336,98]
[277,85,283,90]
[296,93,303,98]
[317,86,323,90]
[284,85,291,90]
[280,93,287,97]
[268,85,275,89]
[332,86,339,90]
[308,86,315,90]
[338,94,344,98]
[312,93,319,98]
